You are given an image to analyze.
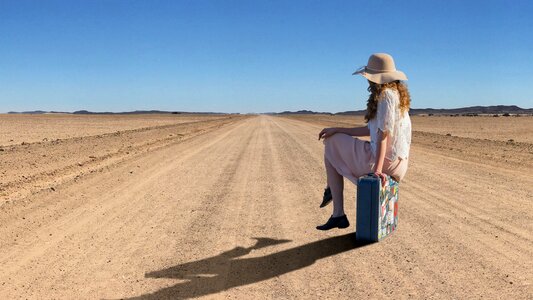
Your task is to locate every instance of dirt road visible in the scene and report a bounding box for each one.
[1,115,531,299]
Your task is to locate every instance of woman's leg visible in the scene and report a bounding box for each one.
[325,156,345,217]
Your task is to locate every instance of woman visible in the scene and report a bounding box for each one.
[316,53,411,230]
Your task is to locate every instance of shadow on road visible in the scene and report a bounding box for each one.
[127,233,371,299]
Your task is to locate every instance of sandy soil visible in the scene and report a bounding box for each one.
[411,115,533,143]
[0,114,228,146]
[287,114,533,143]
[0,115,531,299]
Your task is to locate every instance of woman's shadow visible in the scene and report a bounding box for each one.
[127,233,371,299]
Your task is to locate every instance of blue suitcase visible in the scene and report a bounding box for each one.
[356,174,399,242]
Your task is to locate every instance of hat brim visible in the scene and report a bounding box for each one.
[352,69,408,84]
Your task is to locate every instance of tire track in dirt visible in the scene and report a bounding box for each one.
[0,117,248,267]
[0,116,245,205]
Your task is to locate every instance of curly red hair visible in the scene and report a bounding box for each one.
[364,80,411,122]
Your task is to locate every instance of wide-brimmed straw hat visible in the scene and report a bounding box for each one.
[352,53,407,84]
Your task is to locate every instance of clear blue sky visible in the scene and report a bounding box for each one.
[1,0,532,113]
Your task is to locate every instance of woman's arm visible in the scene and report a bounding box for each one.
[373,129,388,185]
[336,126,370,137]
[318,126,370,140]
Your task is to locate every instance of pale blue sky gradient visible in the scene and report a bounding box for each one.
[1,0,532,113]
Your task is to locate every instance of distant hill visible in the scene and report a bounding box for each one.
[408,105,533,115]
[7,110,229,115]
[7,110,50,114]
[334,110,366,116]
[72,110,183,115]
[273,110,333,115]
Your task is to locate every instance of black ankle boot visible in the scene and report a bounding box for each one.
[316,215,350,230]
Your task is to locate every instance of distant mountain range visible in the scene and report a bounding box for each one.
[6,110,229,115]
[5,105,533,115]
[273,105,533,116]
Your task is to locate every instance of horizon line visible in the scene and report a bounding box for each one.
[3,104,533,115]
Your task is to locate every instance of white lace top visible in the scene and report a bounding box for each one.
[367,88,411,161]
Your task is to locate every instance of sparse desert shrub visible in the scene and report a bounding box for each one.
[503,113,510,117]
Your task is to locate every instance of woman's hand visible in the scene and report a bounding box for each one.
[373,171,387,188]
[318,128,337,140]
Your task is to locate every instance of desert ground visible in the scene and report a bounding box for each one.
[0,113,532,299]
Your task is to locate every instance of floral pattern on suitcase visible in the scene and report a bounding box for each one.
[378,175,399,240]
